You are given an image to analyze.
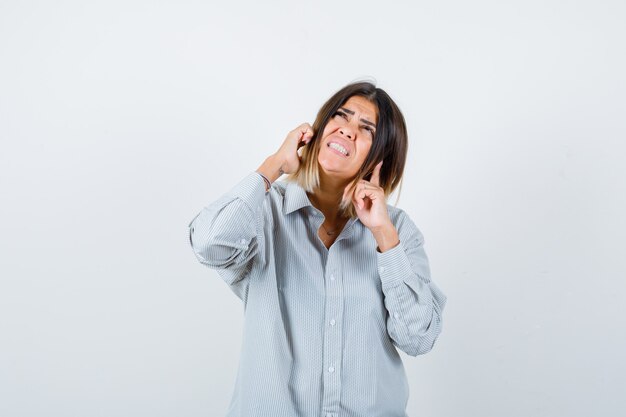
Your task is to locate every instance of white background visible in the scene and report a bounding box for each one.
[1,1,625,416]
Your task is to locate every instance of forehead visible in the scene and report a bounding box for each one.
[342,96,378,123]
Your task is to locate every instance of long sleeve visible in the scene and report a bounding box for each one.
[188,171,269,299]
[376,213,447,357]
[190,176,446,414]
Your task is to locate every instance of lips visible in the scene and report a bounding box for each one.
[326,138,351,157]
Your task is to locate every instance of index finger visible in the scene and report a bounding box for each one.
[370,160,383,186]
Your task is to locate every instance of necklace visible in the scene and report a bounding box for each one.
[321,222,339,236]
[321,216,348,236]
[307,193,346,236]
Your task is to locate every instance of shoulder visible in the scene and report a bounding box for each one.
[266,180,288,210]
[260,179,292,218]
[385,204,425,244]
[271,179,288,197]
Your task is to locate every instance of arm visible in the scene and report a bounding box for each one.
[348,161,447,356]
[188,123,315,296]
[188,170,268,288]
[376,214,447,357]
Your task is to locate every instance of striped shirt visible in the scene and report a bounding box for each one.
[188,171,447,417]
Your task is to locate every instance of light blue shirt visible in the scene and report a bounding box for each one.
[188,171,447,417]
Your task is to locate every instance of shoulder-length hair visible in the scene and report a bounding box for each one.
[284,81,408,219]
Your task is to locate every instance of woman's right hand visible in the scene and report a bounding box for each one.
[273,123,314,175]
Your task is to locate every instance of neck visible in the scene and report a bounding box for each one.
[307,169,351,224]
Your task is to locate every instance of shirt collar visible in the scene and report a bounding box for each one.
[283,180,314,215]
[281,180,360,232]
[282,180,361,239]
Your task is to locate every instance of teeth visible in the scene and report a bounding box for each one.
[329,142,348,156]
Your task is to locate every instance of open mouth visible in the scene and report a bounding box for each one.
[327,141,349,157]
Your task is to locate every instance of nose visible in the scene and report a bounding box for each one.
[339,127,354,140]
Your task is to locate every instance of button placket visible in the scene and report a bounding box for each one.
[322,260,344,412]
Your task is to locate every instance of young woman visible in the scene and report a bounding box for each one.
[188,81,447,417]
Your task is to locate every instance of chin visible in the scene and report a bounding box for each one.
[318,156,342,173]
[318,161,356,181]
[319,148,350,170]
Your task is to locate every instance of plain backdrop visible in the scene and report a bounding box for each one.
[1,1,625,416]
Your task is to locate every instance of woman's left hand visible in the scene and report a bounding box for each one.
[344,160,400,252]
[344,161,393,231]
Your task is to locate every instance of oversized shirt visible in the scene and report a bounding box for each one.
[188,171,447,417]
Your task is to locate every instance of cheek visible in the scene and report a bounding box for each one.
[356,143,372,163]
[323,121,340,136]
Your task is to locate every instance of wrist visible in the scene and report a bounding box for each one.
[371,222,399,253]
[256,154,286,185]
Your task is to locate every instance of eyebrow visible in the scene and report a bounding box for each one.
[338,107,377,128]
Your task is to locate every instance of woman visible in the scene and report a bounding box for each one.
[188,81,447,417]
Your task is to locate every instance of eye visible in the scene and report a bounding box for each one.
[334,110,348,120]
[363,126,375,136]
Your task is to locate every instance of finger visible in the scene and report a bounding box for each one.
[350,183,362,210]
[297,128,314,148]
[351,185,364,210]
[359,182,384,205]
[294,123,311,137]
[358,179,381,193]
[302,127,314,142]
[300,123,313,136]
[370,160,383,186]
[353,186,366,210]
[297,136,310,148]
[356,184,372,209]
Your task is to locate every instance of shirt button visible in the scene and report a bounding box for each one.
[379,266,386,273]
[328,366,335,373]
[239,239,246,245]
[394,312,400,319]
[330,319,335,326]
[330,274,335,281]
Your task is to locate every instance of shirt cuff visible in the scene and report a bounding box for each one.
[226,171,269,212]
[376,240,412,290]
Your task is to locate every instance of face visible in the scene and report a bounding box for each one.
[318,95,378,181]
